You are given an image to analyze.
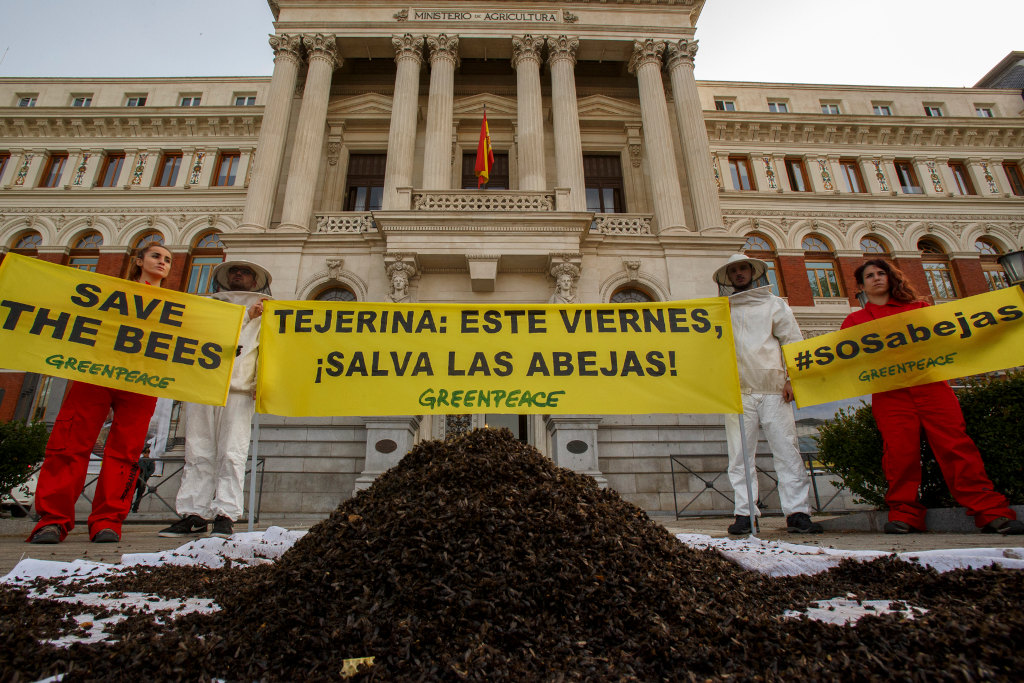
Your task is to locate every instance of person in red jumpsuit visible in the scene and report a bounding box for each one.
[28,243,174,544]
[842,258,1023,535]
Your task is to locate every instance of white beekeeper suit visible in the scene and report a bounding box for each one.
[175,261,271,523]
[714,254,813,521]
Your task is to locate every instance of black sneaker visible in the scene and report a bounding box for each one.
[211,515,234,539]
[158,515,208,538]
[981,517,1024,535]
[786,512,824,534]
[91,529,120,543]
[883,520,921,534]
[727,515,757,535]
[29,525,61,544]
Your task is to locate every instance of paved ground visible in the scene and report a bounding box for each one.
[3,512,1022,576]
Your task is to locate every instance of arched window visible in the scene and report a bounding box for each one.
[610,287,653,304]
[918,237,957,299]
[186,232,225,294]
[315,286,357,302]
[860,235,889,254]
[975,237,1009,291]
[69,231,103,271]
[802,233,842,298]
[133,231,165,250]
[743,232,782,295]
[12,230,42,253]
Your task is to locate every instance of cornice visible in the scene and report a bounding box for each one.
[0,112,261,140]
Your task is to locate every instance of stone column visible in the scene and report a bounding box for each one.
[665,39,722,231]
[628,39,686,232]
[512,35,546,191]
[421,34,459,190]
[547,35,586,211]
[383,34,425,209]
[278,34,340,232]
[239,34,302,232]
[354,416,422,492]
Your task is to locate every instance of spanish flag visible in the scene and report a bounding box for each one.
[475,109,495,187]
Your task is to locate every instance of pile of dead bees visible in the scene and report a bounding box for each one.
[3,428,1022,681]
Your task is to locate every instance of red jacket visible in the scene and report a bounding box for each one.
[841,298,927,329]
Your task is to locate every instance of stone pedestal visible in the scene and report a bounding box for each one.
[354,416,421,492]
[544,415,606,487]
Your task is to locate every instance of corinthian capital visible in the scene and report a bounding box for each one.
[268,33,302,63]
[665,39,699,70]
[628,39,666,75]
[426,34,460,67]
[512,35,545,69]
[303,33,340,68]
[546,35,579,66]
[392,34,425,64]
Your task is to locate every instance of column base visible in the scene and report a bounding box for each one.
[544,414,607,488]
[274,222,311,233]
[235,223,267,234]
[353,416,421,493]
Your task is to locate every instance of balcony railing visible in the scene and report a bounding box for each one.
[590,214,653,235]
[314,213,375,233]
[412,190,555,212]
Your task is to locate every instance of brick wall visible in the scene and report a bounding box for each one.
[777,255,812,305]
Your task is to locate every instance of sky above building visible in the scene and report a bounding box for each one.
[0,0,1020,88]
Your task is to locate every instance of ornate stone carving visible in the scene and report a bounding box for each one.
[628,144,642,168]
[314,213,375,233]
[188,151,205,184]
[628,39,665,74]
[591,214,652,235]
[426,34,460,67]
[326,258,344,280]
[412,191,554,212]
[665,38,698,70]
[268,33,302,64]
[546,35,579,66]
[562,10,578,23]
[394,8,409,21]
[303,33,339,68]
[392,33,424,63]
[327,141,340,166]
[623,259,641,282]
[385,261,417,303]
[549,262,581,304]
[511,35,544,69]
[72,153,90,186]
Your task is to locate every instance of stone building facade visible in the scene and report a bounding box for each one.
[1,0,1022,516]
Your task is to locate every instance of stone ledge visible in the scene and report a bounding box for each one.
[819,506,1024,533]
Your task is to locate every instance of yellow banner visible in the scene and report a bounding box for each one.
[784,286,1024,407]
[258,299,742,417]
[0,253,244,405]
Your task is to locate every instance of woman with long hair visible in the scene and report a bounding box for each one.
[842,258,1022,535]
[28,242,174,544]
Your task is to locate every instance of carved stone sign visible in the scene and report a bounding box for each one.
[409,8,562,22]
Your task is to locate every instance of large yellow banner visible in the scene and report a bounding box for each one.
[258,299,742,417]
[0,253,244,405]
[784,286,1024,407]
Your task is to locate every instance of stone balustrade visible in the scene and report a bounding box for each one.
[314,212,375,233]
[591,213,653,235]
[412,190,555,212]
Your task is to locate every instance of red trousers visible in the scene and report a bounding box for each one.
[30,382,156,541]
[872,381,1015,530]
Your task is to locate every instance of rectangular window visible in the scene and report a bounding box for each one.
[872,104,892,116]
[764,261,782,297]
[18,96,37,107]
[213,152,240,186]
[344,153,387,211]
[39,154,68,187]
[180,96,201,107]
[126,95,147,107]
[767,101,788,113]
[820,103,840,115]
[728,156,756,191]
[948,161,975,195]
[187,256,224,294]
[72,96,92,107]
[839,159,866,193]
[784,157,810,192]
[155,153,182,187]
[923,263,957,299]
[975,107,994,118]
[0,152,9,181]
[894,160,923,194]
[98,153,125,187]
[69,257,99,272]
[983,269,1009,291]
[461,151,510,190]
[924,105,943,117]
[806,261,842,297]
[1003,162,1024,196]
[714,99,736,111]
[582,155,625,212]
[234,95,257,106]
